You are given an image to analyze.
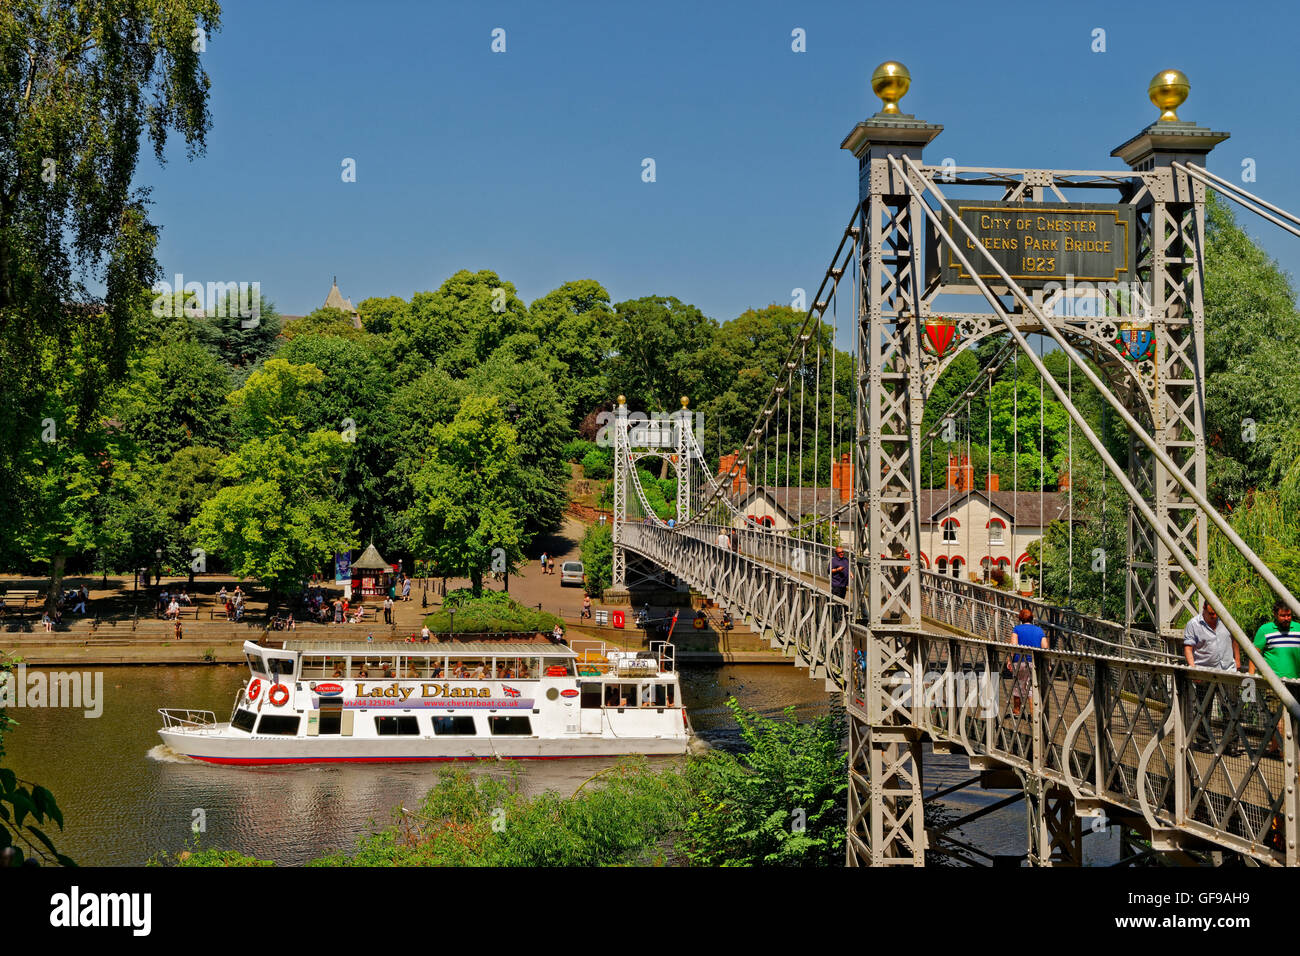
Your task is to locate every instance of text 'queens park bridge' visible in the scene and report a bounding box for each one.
[609,64,1300,867]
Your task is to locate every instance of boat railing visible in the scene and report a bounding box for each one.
[158,708,220,732]
[649,640,676,673]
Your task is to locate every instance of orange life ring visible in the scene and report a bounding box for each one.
[247,678,262,701]
[268,683,290,707]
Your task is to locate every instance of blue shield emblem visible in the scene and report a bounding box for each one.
[1117,324,1154,362]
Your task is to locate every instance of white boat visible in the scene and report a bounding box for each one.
[158,635,691,764]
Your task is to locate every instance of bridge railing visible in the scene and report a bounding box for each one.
[919,571,1174,663]
[655,521,1172,663]
[854,628,1299,864]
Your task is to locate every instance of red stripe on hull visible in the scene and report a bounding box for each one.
[186,753,649,765]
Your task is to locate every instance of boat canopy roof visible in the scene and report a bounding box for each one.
[280,639,577,658]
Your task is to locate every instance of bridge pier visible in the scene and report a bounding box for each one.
[848,711,926,865]
[1023,779,1085,866]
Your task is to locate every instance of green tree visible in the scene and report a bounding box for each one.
[190,362,355,601]
[684,699,847,866]
[113,338,232,461]
[281,306,363,342]
[1202,192,1300,509]
[407,396,526,596]
[0,0,221,562]
[579,522,613,596]
[527,279,616,425]
[391,271,531,378]
[355,294,408,335]
[607,296,719,416]
[187,288,283,374]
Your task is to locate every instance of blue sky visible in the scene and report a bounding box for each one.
[139,0,1300,326]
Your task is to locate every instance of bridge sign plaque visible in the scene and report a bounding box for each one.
[934,200,1136,287]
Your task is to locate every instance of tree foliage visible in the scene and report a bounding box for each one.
[683,699,847,866]
[407,396,526,595]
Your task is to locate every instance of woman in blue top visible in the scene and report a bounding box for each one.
[1009,608,1049,717]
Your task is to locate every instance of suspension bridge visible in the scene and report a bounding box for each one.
[606,64,1300,866]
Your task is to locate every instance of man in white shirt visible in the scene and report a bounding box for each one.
[1182,600,1242,755]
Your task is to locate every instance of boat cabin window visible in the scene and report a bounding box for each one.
[580,683,603,708]
[302,655,346,678]
[400,656,427,678]
[354,657,391,679]
[604,683,639,707]
[652,683,675,707]
[446,659,490,679]
[231,709,257,732]
[375,716,420,736]
[257,714,301,735]
[432,716,476,736]
[489,716,532,736]
[490,657,528,680]
[544,658,574,677]
[267,657,295,681]
[246,654,266,676]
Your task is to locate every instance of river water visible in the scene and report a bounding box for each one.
[5,663,1115,865]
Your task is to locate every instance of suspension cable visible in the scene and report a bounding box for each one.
[898,152,1300,635]
[890,152,1300,719]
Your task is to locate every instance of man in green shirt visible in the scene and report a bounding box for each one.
[1250,601,1300,679]
[1249,600,1299,758]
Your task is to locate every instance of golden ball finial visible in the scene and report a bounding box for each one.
[680,396,690,408]
[1148,69,1189,123]
[617,394,626,406]
[871,61,911,115]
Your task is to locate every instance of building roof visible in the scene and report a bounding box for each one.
[323,276,354,313]
[735,485,1069,526]
[284,638,573,657]
[351,542,390,571]
[920,489,1070,525]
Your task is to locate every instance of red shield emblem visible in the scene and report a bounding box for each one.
[922,318,959,357]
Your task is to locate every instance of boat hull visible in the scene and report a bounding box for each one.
[158,728,690,764]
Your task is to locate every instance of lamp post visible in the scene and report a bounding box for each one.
[154,548,162,588]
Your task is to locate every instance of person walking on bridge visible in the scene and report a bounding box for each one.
[1008,608,1048,717]
[1249,600,1299,759]
[829,546,849,600]
[1183,600,1241,755]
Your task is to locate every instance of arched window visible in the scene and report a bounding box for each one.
[1015,552,1033,570]
[941,517,960,543]
[949,556,964,578]
[986,517,1006,545]
[936,556,948,573]
[919,551,929,570]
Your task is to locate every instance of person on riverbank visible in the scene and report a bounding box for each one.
[716,529,730,549]
[402,577,411,601]
[72,585,87,615]
[383,595,394,624]
[581,594,592,620]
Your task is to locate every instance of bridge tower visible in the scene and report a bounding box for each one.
[842,61,942,865]
[842,63,1227,865]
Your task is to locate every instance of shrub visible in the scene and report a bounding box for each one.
[682,699,847,866]
[562,439,598,463]
[580,522,613,596]
[580,447,612,480]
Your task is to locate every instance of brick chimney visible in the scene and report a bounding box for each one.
[984,473,1000,492]
[947,454,974,493]
[1058,470,1070,491]
[718,450,748,495]
[831,453,853,503]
